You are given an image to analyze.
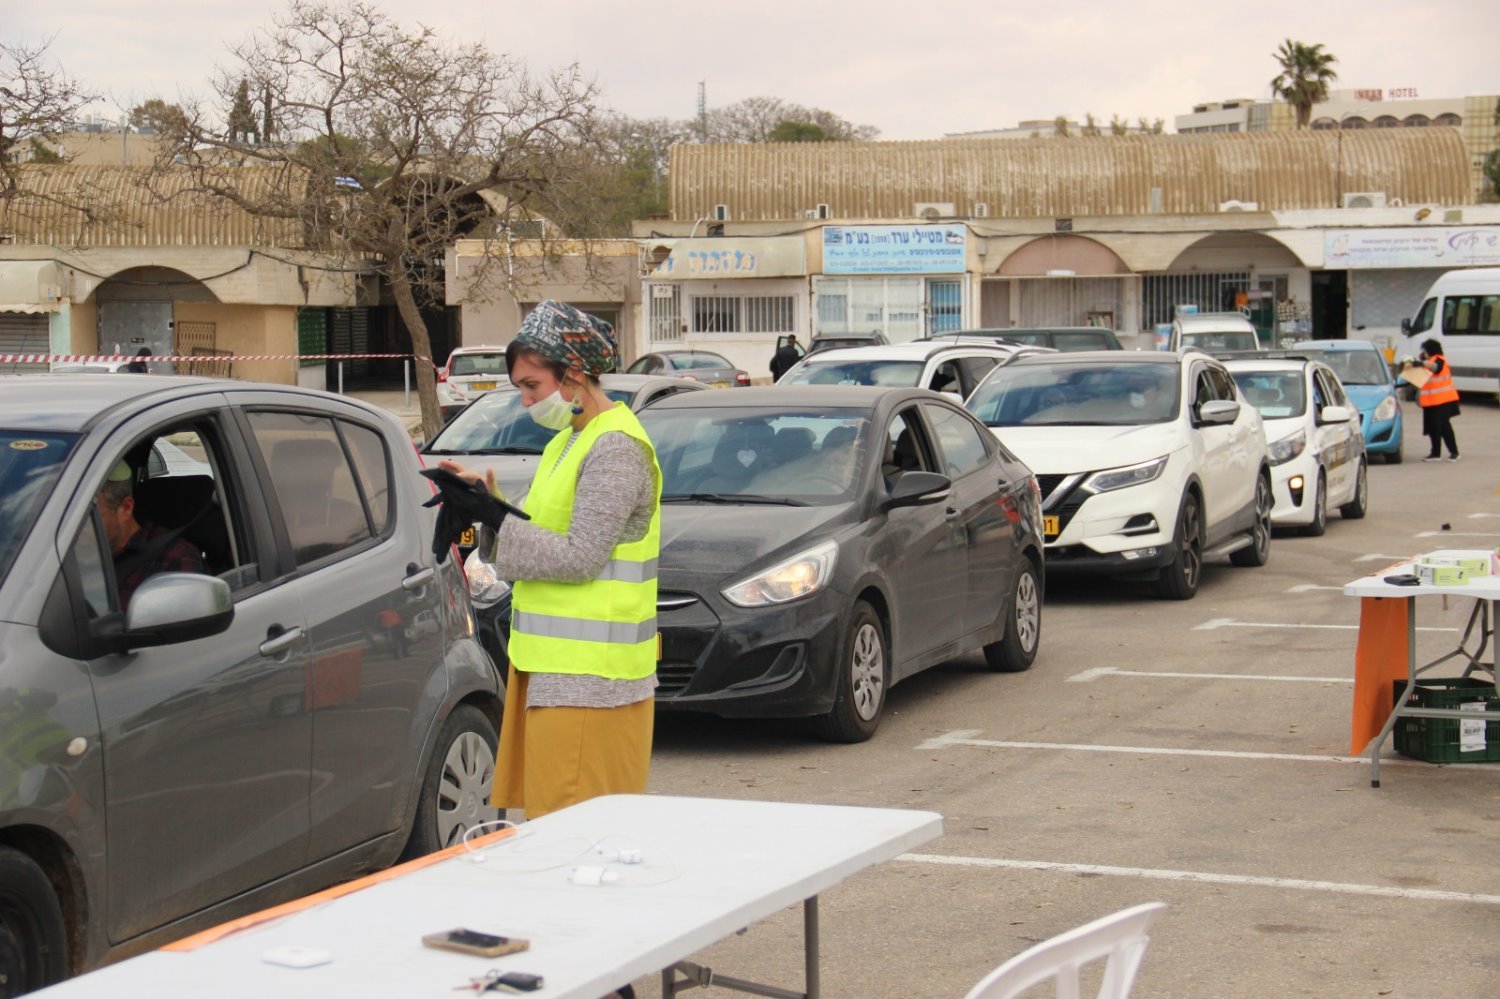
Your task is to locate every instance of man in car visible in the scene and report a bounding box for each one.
[94,459,206,611]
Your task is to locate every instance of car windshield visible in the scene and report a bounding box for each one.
[1302,349,1389,386]
[670,353,733,370]
[781,359,924,387]
[638,407,870,504]
[1183,331,1258,352]
[449,353,508,377]
[968,363,1181,426]
[0,430,79,582]
[427,388,633,453]
[1230,371,1308,418]
[1051,331,1118,351]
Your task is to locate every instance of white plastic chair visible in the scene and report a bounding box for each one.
[962,902,1167,999]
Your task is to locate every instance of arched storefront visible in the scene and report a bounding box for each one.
[985,235,1133,330]
[93,266,222,373]
[1151,232,1308,341]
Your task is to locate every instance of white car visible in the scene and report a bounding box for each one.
[1225,357,1368,535]
[1167,312,1261,353]
[778,340,1028,399]
[437,345,510,416]
[966,350,1273,600]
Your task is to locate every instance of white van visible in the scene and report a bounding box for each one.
[1400,268,1500,392]
[1167,312,1260,353]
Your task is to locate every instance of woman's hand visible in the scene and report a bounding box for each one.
[438,459,497,496]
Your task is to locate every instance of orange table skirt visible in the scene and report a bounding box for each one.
[1351,596,1410,754]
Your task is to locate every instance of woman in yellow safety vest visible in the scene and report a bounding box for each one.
[439,301,661,820]
[1416,338,1460,462]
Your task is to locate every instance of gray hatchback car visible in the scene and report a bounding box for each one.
[0,375,502,993]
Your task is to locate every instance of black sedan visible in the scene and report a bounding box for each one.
[473,386,1045,742]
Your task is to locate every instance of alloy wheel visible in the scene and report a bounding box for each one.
[1014,570,1040,653]
[849,622,885,722]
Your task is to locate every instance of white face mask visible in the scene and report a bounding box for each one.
[526,386,579,430]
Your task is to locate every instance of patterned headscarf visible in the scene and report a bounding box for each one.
[514,300,618,376]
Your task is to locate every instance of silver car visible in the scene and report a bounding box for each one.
[0,375,502,993]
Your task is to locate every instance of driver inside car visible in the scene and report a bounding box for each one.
[94,459,206,611]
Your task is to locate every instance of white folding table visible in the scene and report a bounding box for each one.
[1345,549,1500,787]
[35,794,943,999]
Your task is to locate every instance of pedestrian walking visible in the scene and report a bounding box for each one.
[769,334,801,382]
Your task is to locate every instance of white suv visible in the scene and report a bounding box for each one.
[437,345,510,416]
[966,350,1273,599]
[778,340,1028,399]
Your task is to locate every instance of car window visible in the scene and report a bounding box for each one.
[922,404,990,479]
[958,355,999,393]
[81,419,259,615]
[247,411,380,566]
[1313,348,1389,386]
[672,352,734,370]
[1315,370,1348,410]
[638,406,869,503]
[1441,294,1500,335]
[449,353,508,377]
[781,359,924,387]
[882,409,931,485]
[1208,367,1238,401]
[0,430,78,583]
[339,421,393,536]
[928,361,963,395]
[1053,332,1113,351]
[968,362,1180,427]
[1409,298,1435,335]
[1230,370,1307,418]
[1310,371,1329,410]
[1193,370,1216,408]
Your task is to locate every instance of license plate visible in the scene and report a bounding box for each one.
[468,381,496,391]
[710,381,731,389]
[459,527,475,547]
[1043,515,1059,539]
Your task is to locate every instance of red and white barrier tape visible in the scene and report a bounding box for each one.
[1,352,434,364]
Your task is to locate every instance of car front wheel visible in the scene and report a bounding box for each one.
[1340,460,1369,519]
[984,559,1041,672]
[0,847,70,996]
[402,705,499,859]
[1300,472,1327,537]
[1231,473,1273,567]
[1155,493,1202,600]
[814,601,887,743]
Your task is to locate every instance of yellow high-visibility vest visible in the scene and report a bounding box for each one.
[509,403,661,680]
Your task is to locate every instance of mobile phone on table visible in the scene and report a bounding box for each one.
[421,928,529,958]
[491,971,545,992]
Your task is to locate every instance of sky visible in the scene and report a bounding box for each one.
[12,0,1500,139]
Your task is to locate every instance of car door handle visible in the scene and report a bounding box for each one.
[402,565,436,591]
[259,626,305,658]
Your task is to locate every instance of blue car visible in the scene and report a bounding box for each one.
[1294,340,1405,463]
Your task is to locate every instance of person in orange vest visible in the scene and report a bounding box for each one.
[1416,338,1460,462]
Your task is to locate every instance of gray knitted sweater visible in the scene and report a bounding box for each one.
[484,430,658,708]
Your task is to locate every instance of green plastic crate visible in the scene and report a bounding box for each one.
[1391,678,1500,763]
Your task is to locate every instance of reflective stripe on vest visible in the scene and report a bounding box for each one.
[512,610,658,645]
[509,403,663,680]
[1419,355,1459,407]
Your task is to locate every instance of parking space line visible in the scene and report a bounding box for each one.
[1414,530,1500,538]
[897,853,1500,906]
[914,731,1500,775]
[1193,617,1456,633]
[1354,553,1418,563]
[1467,513,1500,520]
[1285,583,1343,592]
[1066,666,1350,685]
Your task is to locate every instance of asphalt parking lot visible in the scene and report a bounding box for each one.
[636,396,1500,998]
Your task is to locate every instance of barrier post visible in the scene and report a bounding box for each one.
[338,361,344,395]
[404,359,411,409]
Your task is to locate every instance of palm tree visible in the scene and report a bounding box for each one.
[1270,40,1339,128]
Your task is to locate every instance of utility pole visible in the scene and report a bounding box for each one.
[697,81,707,143]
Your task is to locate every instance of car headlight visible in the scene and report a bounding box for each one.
[722,539,838,608]
[463,547,512,606]
[1268,431,1307,465]
[1081,456,1168,494]
[1374,396,1397,422]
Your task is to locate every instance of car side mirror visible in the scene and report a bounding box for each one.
[1319,405,1353,424]
[1196,399,1241,426]
[882,471,952,509]
[120,573,234,650]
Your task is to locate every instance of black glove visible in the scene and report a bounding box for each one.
[420,467,529,564]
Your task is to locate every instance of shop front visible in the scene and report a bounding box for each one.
[812,224,970,342]
[985,235,1134,334]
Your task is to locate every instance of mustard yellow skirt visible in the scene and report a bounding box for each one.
[490,664,654,820]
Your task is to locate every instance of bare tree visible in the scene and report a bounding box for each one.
[0,37,95,207]
[147,0,597,435]
[704,96,877,143]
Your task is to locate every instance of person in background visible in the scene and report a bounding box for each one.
[124,347,152,374]
[436,301,661,823]
[769,334,801,382]
[1416,338,1460,462]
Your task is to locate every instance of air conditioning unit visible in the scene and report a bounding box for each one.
[973,202,990,218]
[1342,192,1387,209]
[803,203,830,220]
[914,202,955,219]
[1218,200,1259,212]
[712,204,730,221]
